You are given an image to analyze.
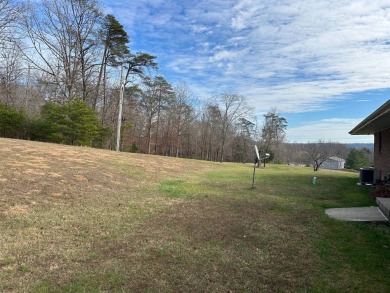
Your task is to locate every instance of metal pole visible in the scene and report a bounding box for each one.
[252,160,256,188]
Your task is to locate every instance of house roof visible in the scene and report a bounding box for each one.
[349,99,390,135]
[326,156,345,162]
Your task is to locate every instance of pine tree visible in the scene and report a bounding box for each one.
[95,14,130,110]
[39,99,101,146]
[346,148,371,170]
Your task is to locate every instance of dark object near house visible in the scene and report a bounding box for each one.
[371,174,390,198]
[359,168,374,185]
[372,185,390,198]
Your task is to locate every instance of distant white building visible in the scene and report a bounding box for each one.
[322,157,345,170]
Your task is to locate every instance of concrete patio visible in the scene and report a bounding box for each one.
[325,197,390,225]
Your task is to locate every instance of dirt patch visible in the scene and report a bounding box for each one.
[74,175,88,182]
[3,205,29,217]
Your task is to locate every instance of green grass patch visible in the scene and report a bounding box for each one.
[32,271,125,293]
[158,179,190,198]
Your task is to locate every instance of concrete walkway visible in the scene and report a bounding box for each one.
[377,197,390,219]
[325,197,390,224]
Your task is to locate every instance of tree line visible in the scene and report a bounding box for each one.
[0,0,372,168]
[0,0,284,162]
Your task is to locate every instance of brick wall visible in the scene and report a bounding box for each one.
[375,127,390,180]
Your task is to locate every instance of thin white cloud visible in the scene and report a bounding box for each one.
[231,0,261,31]
[286,118,374,143]
[190,24,209,34]
[209,50,239,62]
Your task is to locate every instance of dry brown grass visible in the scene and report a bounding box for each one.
[0,138,217,292]
[0,138,209,210]
[1,138,389,292]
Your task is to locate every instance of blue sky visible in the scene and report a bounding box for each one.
[102,0,390,143]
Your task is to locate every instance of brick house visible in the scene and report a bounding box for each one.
[349,99,390,181]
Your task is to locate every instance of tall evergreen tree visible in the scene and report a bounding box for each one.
[95,14,129,110]
[346,148,371,170]
[261,109,287,163]
[116,52,157,151]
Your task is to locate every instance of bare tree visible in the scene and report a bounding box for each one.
[73,0,102,103]
[305,140,343,171]
[284,143,308,166]
[0,0,22,42]
[138,75,171,154]
[0,41,23,106]
[0,0,25,107]
[217,93,249,163]
[198,103,222,161]
[171,82,196,157]
[23,0,102,101]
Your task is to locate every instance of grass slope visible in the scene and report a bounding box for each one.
[0,138,389,292]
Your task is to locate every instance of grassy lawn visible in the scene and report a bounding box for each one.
[0,138,389,292]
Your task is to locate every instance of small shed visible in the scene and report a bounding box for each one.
[322,156,345,170]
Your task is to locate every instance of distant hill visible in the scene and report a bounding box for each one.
[346,143,374,151]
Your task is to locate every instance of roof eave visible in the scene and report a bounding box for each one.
[349,99,390,135]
